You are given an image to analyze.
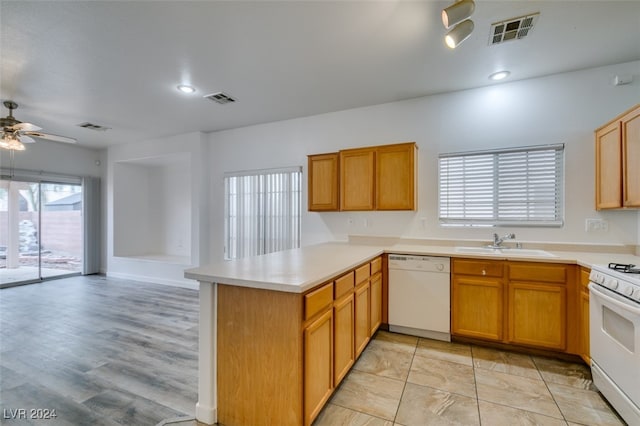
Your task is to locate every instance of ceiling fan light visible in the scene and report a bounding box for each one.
[442,0,475,29]
[445,19,474,49]
[0,135,25,151]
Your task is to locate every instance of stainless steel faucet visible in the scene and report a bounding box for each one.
[488,232,516,249]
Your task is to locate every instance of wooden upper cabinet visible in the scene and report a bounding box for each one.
[595,104,640,209]
[596,120,623,208]
[309,142,417,211]
[308,153,339,211]
[340,148,376,211]
[622,106,640,207]
[376,142,417,210]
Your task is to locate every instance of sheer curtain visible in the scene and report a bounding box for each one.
[224,167,301,260]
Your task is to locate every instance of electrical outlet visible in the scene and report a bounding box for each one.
[585,218,609,232]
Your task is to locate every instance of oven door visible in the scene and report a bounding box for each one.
[589,282,640,423]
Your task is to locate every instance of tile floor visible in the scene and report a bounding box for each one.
[159,330,626,426]
[313,331,626,426]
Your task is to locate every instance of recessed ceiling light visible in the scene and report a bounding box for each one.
[177,84,196,94]
[489,71,510,81]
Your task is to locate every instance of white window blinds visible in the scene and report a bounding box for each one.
[438,144,564,227]
[224,167,301,260]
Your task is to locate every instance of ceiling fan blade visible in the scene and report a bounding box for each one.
[25,131,77,144]
[10,122,42,132]
[19,134,36,143]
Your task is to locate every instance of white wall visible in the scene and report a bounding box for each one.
[113,162,150,256]
[206,61,640,263]
[151,161,192,257]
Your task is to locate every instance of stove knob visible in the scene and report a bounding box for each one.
[624,286,634,296]
[633,289,640,302]
[594,273,605,284]
[606,278,619,290]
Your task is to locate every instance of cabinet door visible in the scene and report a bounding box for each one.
[376,142,416,210]
[333,293,355,386]
[340,148,375,211]
[508,282,566,350]
[622,106,640,207]
[354,280,371,357]
[370,273,382,335]
[308,153,339,211]
[578,267,591,363]
[304,309,333,426]
[451,275,503,341]
[595,120,622,209]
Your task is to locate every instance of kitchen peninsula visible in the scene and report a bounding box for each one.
[184,240,640,426]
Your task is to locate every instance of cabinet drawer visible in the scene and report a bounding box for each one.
[305,283,334,321]
[509,263,566,283]
[371,257,382,274]
[453,259,503,277]
[355,263,371,285]
[334,271,355,299]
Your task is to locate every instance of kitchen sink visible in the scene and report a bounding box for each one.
[454,247,556,258]
[454,247,502,254]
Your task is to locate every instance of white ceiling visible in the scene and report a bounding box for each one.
[1,1,639,150]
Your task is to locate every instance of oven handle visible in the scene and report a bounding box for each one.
[589,282,640,315]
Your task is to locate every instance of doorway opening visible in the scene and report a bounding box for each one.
[0,179,83,287]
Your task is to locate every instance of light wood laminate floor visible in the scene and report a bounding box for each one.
[1,275,198,425]
[1,276,626,426]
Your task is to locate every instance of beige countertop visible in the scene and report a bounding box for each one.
[184,242,640,293]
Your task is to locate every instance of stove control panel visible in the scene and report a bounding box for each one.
[590,269,640,303]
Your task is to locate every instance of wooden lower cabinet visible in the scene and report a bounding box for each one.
[333,292,355,385]
[451,275,504,341]
[508,282,566,349]
[578,267,591,363]
[452,259,577,354]
[217,285,303,426]
[215,255,389,426]
[370,272,382,334]
[304,309,334,426]
[507,262,568,350]
[354,280,371,357]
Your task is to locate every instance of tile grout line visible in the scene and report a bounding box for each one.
[470,345,483,426]
[531,355,571,425]
[390,336,420,425]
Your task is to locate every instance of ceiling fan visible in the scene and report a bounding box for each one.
[0,100,77,151]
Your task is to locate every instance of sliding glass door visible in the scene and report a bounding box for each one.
[0,179,83,287]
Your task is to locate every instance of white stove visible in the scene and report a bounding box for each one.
[589,263,640,425]
[590,263,640,304]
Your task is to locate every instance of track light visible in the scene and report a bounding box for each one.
[442,0,475,29]
[445,19,474,49]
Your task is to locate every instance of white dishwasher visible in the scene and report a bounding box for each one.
[388,254,451,341]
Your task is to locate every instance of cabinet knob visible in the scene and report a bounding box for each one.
[482,269,486,276]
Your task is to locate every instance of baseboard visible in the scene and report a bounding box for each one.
[106,271,198,290]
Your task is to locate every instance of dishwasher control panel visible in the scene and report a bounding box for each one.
[388,255,450,273]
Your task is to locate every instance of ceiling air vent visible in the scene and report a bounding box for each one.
[204,92,236,105]
[77,122,110,131]
[489,13,539,45]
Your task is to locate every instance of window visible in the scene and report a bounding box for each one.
[224,167,301,260]
[438,144,564,227]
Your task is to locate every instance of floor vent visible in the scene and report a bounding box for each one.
[489,13,539,45]
[77,122,110,131]
[204,92,236,105]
